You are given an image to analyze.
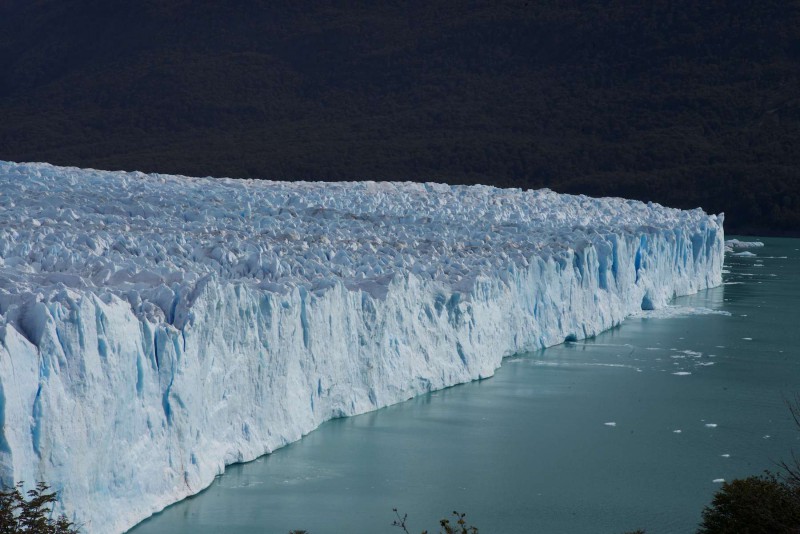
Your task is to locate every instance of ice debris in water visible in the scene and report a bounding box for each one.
[725,239,764,249]
[632,306,730,318]
[0,161,725,533]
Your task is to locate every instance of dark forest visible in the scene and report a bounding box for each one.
[0,0,798,235]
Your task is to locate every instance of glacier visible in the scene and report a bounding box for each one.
[0,161,724,533]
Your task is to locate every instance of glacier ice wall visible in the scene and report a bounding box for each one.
[0,161,724,533]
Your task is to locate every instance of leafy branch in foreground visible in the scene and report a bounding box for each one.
[392,508,478,534]
[0,482,79,533]
[698,473,800,533]
[778,393,800,490]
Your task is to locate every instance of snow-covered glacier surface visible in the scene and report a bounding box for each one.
[0,161,724,533]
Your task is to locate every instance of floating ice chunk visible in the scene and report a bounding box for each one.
[725,239,764,249]
[604,422,617,427]
[705,423,718,428]
[672,371,692,376]
[673,429,682,433]
[742,337,753,341]
[721,454,730,458]
[732,251,757,257]
[632,306,730,319]
[713,478,726,483]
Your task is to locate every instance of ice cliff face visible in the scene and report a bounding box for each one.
[0,161,724,533]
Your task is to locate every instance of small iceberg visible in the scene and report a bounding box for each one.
[725,239,764,249]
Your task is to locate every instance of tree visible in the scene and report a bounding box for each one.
[698,474,800,533]
[779,393,800,491]
[0,482,79,534]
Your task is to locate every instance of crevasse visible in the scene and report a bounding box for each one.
[0,162,724,533]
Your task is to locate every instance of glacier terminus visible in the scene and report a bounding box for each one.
[0,161,724,533]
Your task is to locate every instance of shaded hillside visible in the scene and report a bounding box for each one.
[0,0,798,235]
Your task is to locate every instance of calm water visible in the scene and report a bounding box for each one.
[132,237,800,534]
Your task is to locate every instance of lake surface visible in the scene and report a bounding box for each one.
[131,237,800,534]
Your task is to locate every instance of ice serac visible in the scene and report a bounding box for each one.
[0,161,724,533]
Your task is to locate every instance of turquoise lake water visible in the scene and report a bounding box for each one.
[131,237,800,534]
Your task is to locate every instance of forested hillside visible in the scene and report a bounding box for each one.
[0,0,798,234]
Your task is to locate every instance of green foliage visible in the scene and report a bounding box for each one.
[433,512,478,534]
[392,508,478,534]
[698,474,800,534]
[779,394,800,492]
[0,482,79,534]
